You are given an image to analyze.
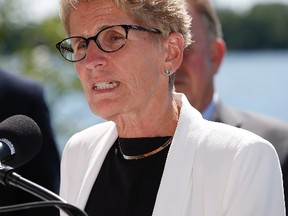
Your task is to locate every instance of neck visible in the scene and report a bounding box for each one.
[114,98,179,138]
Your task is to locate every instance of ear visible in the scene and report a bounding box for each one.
[164,32,185,74]
[210,38,226,75]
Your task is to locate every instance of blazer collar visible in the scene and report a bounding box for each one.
[75,93,204,214]
[153,93,203,216]
[76,123,118,208]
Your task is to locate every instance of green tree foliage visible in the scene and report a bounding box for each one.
[0,0,81,88]
[218,3,288,50]
[0,0,83,147]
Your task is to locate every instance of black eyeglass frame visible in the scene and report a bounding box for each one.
[56,24,161,63]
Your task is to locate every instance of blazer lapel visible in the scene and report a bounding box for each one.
[76,124,118,209]
[152,94,203,216]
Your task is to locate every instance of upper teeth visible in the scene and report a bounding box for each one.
[94,82,119,90]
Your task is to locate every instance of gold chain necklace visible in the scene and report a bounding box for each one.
[118,137,173,160]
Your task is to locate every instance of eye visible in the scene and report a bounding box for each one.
[99,28,126,51]
[111,35,125,41]
[76,41,88,50]
[106,30,126,42]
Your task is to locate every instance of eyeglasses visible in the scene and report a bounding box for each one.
[56,24,161,62]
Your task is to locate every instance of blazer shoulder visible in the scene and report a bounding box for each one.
[214,101,288,164]
[202,119,273,149]
[64,121,115,150]
[214,101,288,134]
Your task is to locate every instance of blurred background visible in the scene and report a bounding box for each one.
[0,0,287,153]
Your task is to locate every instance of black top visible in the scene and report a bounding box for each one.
[85,136,172,216]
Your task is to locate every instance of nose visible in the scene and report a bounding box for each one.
[84,41,107,70]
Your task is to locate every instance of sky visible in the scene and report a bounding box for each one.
[26,0,288,22]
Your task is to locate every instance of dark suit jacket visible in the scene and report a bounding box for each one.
[0,69,60,216]
[212,100,288,214]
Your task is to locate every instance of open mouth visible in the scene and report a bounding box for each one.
[94,81,120,90]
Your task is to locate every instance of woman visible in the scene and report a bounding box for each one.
[56,0,285,215]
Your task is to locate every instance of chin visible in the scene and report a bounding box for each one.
[90,106,115,121]
[90,99,124,120]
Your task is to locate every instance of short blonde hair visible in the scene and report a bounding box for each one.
[59,0,192,48]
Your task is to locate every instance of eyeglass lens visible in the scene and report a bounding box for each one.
[59,25,128,62]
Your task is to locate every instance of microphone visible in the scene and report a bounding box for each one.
[0,114,42,168]
[0,115,88,215]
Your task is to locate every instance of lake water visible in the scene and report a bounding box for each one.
[215,50,288,122]
[1,50,288,151]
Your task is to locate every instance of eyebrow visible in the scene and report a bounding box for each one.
[70,24,114,38]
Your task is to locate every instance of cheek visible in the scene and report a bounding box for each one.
[74,63,88,87]
[124,46,162,88]
[128,62,160,95]
[187,52,209,77]
[181,54,209,91]
[182,54,201,79]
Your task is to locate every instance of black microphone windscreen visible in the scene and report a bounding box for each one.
[0,115,42,168]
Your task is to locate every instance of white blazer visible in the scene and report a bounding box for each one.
[60,93,285,216]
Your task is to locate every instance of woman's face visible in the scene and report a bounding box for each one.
[69,0,169,121]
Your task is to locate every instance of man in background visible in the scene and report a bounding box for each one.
[0,69,60,216]
[175,0,288,212]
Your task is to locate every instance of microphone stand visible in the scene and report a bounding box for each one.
[0,164,88,216]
